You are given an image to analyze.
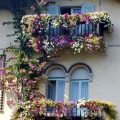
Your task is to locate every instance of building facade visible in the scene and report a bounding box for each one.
[0,0,120,120]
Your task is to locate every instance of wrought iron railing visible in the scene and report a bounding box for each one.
[46,22,104,37]
[11,99,117,120]
[34,106,105,120]
[21,13,111,53]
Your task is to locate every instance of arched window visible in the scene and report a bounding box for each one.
[47,68,65,101]
[70,67,89,101]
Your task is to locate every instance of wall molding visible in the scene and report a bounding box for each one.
[108,44,120,47]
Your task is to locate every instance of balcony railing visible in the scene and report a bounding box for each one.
[11,99,117,120]
[30,15,106,37]
[21,12,111,53]
[42,22,104,37]
[34,106,104,120]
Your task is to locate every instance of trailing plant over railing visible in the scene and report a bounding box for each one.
[21,12,111,54]
[11,99,117,120]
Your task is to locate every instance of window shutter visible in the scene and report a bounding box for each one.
[81,82,88,100]
[81,4,94,35]
[47,5,60,15]
[81,4,94,13]
[47,5,60,35]
[71,8,81,35]
[71,81,79,101]
[56,81,65,101]
[0,57,4,111]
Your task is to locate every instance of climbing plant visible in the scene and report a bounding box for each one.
[1,0,48,104]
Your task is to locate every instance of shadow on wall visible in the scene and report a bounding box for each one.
[113,0,120,3]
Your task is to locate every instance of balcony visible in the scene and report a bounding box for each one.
[32,16,106,37]
[12,99,117,120]
[21,12,111,54]
[34,106,107,120]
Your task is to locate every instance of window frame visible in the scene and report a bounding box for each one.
[70,79,89,101]
[45,63,92,102]
[47,77,65,101]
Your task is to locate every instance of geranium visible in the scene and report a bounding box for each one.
[11,99,117,120]
[21,12,111,55]
[84,35,102,52]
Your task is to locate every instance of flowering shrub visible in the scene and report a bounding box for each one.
[2,52,47,103]
[0,0,50,111]
[22,12,111,33]
[21,12,111,54]
[11,99,117,120]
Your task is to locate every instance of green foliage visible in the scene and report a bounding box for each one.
[2,0,47,103]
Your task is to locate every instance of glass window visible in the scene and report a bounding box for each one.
[71,8,81,14]
[61,7,71,15]
[70,67,89,101]
[47,68,65,101]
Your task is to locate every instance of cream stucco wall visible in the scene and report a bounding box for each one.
[0,10,16,54]
[1,0,120,120]
[40,0,120,118]
[0,10,16,120]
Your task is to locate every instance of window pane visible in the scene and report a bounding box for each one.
[47,68,65,101]
[71,8,81,14]
[71,82,79,101]
[56,81,65,101]
[61,7,71,15]
[70,67,89,101]
[48,81,56,101]
[81,82,88,100]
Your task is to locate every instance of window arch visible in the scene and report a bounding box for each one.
[70,67,89,101]
[46,67,65,101]
[47,68,65,78]
[71,67,89,80]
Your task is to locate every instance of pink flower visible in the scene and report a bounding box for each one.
[64,14,69,19]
